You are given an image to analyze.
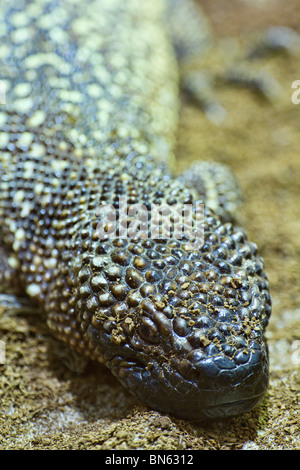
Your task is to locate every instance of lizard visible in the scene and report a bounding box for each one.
[0,0,271,419]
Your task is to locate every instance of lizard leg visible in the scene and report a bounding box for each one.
[166,0,300,119]
[221,26,300,102]
[185,27,300,109]
[165,0,241,220]
[247,26,300,59]
[165,0,228,124]
[0,246,88,371]
[180,160,241,223]
[166,1,300,223]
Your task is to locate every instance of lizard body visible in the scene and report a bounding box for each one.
[0,0,271,419]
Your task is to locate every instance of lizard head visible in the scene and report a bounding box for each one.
[73,201,271,419]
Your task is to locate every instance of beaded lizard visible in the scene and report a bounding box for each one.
[0,0,271,419]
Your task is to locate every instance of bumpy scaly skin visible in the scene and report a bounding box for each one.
[0,0,271,419]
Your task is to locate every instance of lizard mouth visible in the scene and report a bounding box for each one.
[88,323,269,420]
[116,361,269,420]
[202,394,265,419]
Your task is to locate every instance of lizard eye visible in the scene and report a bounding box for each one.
[138,317,159,343]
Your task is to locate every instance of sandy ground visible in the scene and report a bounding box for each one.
[0,0,299,450]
